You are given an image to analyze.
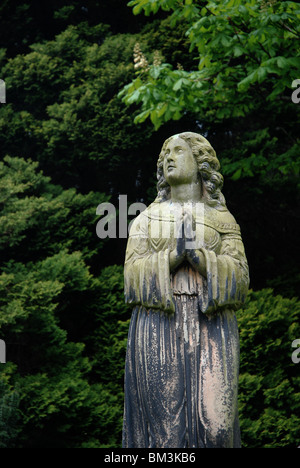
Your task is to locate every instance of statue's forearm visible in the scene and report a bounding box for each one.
[186,249,207,278]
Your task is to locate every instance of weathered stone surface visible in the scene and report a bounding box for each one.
[122,132,250,448]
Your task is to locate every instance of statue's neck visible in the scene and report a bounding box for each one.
[170,181,202,203]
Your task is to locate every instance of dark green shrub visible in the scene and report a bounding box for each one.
[237,289,300,448]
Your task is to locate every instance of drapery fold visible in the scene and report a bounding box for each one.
[122,300,241,448]
[198,234,249,314]
[124,233,175,313]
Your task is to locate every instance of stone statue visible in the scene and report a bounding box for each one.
[122,132,250,448]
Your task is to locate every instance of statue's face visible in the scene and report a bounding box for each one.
[163,136,198,186]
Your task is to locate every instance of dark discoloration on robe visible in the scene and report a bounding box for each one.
[123,201,249,448]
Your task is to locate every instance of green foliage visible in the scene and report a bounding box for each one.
[0,365,20,448]
[122,0,300,127]
[0,22,154,196]
[129,0,181,16]
[0,1,145,57]
[237,289,300,448]
[88,265,131,447]
[0,155,107,263]
[0,156,118,447]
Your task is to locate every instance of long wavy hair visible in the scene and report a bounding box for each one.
[155,132,226,209]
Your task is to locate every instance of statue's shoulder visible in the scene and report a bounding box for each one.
[214,207,237,224]
[208,206,241,235]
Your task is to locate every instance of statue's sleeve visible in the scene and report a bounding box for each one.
[124,214,175,314]
[198,230,250,314]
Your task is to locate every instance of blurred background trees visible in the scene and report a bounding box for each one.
[0,0,299,448]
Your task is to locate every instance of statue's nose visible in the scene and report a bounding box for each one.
[167,152,175,163]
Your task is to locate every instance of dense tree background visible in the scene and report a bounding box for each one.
[0,0,299,448]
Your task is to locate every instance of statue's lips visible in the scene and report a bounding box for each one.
[167,164,176,171]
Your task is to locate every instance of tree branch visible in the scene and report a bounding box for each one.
[278,20,300,38]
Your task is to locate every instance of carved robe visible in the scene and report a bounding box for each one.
[122,200,249,448]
